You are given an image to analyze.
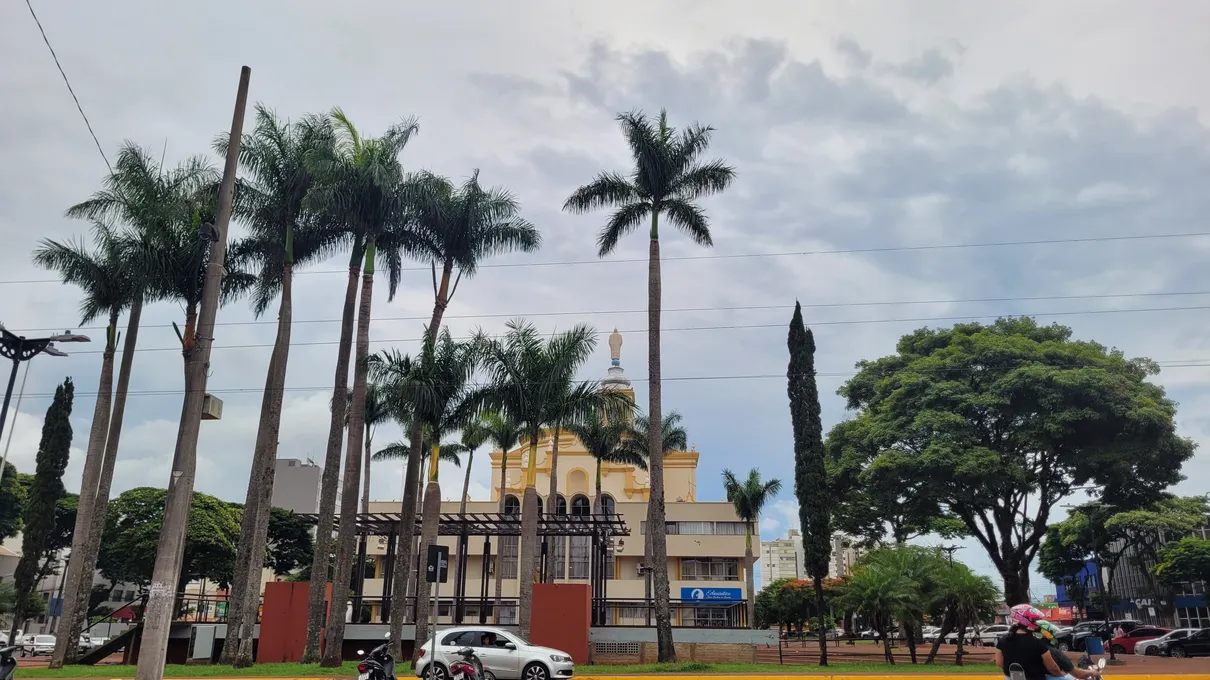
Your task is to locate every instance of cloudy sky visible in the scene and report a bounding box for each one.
[3,1,1209,594]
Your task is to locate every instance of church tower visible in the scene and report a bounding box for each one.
[602,328,636,411]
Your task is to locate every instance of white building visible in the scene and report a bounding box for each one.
[759,530,862,585]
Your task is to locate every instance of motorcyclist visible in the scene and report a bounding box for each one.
[996,605,1067,680]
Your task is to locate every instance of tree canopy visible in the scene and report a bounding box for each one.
[1155,537,1210,587]
[830,318,1195,603]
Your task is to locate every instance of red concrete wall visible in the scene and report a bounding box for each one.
[257,581,330,663]
[530,583,590,664]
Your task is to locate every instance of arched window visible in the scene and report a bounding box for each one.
[535,496,544,516]
[571,495,591,517]
[600,495,616,516]
[503,495,520,516]
[555,495,568,516]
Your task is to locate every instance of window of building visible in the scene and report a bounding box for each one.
[569,537,590,579]
[503,496,520,516]
[681,558,739,581]
[550,537,566,579]
[571,495,591,517]
[555,495,568,516]
[600,495,616,515]
[501,536,519,579]
[535,496,544,516]
[1177,606,1210,629]
[640,521,747,535]
[686,606,733,628]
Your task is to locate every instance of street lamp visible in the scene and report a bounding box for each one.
[0,325,90,455]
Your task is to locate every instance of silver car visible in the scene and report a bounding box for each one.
[415,626,574,680]
[1135,628,1198,656]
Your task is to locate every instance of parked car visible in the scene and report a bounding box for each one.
[20,635,55,657]
[1109,627,1169,655]
[1136,628,1199,656]
[976,624,1011,646]
[1151,627,1210,658]
[941,625,1004,646]
[921,626,941,642]
[1056,620,1142,652]
[414,626,574,680]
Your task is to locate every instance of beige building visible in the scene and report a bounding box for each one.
[759,530,863,586]
[359,330,756,627]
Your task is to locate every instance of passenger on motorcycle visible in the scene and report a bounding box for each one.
[995,605,1067,680]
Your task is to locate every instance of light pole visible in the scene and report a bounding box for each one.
[0,326,90,483]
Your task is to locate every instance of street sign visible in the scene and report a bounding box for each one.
[427,544,450,583]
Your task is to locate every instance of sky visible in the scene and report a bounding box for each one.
[2,0,1210,597]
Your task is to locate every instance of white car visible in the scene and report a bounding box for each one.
[415,626,574,680]
[20,635,55,656]
[1136,628,1199,656]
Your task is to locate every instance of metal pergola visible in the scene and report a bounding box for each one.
[298,511,629,625]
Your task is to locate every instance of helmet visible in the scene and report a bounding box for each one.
[1009,603,1046,631]
[1036,619,1062,646]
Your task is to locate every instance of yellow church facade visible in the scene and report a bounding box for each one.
[359,330,755,627]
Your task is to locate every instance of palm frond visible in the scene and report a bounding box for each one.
[660,199,712,247]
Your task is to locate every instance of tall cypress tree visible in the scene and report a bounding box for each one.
[9,378,74,639]
[788,302,831,665]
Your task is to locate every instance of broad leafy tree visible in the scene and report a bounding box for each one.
[833,318,1195,602]
[1155,537,1210,588]
[787,302,832,664]
[9,378,73,640]
[722,469,782,629]
[563,109,735,661]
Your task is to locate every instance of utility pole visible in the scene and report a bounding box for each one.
[134,66,249,680]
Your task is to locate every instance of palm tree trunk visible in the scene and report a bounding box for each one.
[883,615,896,663]
[453,452,474,621]
[48,312,117,669]
[926,608,955,664]
[744,524,755,629]
[303,249,361,664]
[813,576,829,666]
[389,420,424,660]
[492,451,508,624]
[593,460,602,515]
[321,242,376,667]
[906,624,918,664]
[414,442,443,654]
[361,432,372,514]
[517,438,541,640]
[225,257,294,667]
[955,615,966,667]
[646,219,675,662]
[544,430,560,584]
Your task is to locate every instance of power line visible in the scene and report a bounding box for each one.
[23,0,111,173]
[10,289,1210,335]
[4,230,1209,285]
[59,303,1210,355]
[10,359,1210,401]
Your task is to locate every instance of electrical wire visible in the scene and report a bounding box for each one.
[4,230,1209,285]
[58,302,1210,355]
[10,359,1210,401]
[9,289,1210,335]
[24,0,111,173]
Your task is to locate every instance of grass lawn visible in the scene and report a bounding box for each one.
[17,660,1001,678]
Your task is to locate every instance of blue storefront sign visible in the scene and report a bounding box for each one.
[681,587,743,602]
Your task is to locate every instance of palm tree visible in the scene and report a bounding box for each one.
[46,144,217,668]
[305,109,421,667]
[473,320,628,640]
[567,417,645,515]
[452,417,489,610]
[217,105,336,667]
[932,563,999,666]
[722,468,783,629]
[32,224,132,663]
[480,411,522,622]
[837,564,920,663]
[862,546,943,663]
[563,108,735,662]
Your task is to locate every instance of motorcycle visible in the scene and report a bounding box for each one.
[356,633,396,680]
[449,646,491,680]
[0,646,16,680]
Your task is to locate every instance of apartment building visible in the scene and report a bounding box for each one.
[271,457,323,514]
[759,530,863,585]
[358,330,756,626]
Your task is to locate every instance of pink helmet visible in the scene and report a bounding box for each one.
[1009,604,1046,631]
